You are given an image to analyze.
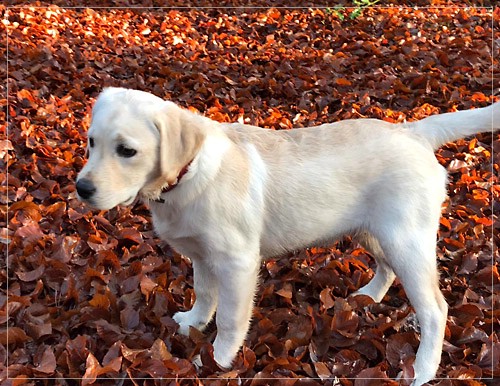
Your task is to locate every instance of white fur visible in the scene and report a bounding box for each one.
[77,87,499,385]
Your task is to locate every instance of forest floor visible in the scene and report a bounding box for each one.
[1,1,499,385]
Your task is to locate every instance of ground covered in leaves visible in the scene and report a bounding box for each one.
[1,1,499,385]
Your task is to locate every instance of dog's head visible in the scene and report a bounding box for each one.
[76,87,205,209]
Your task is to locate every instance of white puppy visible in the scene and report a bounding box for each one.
[77,87,499,385]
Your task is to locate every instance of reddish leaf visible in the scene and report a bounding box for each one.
[82,352,121,385]
[118,227,143,244]
[140,275,157,301]
[25,320,52,340]
[335,78,352,86]
[150,338,172,361]
[319,288,335,310]
[17,265,45,282]
[313,361,331,380]
[276,283,293,299]
[14,223,44,244]
[33,347,56,375]
[89,293,111,309]
[94,319,124,345]
[120,306,140,330]
[0,327,32,345]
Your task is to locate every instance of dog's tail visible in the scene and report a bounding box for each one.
[405,101,500,150]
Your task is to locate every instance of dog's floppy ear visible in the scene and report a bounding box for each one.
[141,102,206,199]
[156,102,206,185]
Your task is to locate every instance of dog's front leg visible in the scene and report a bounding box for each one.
[173,257,218,334]
[211,254,260,369]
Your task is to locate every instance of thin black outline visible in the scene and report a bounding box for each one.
[3,3,497,383]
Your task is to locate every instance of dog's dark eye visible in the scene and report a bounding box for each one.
[117,144,137,158]
[89,137,94,147]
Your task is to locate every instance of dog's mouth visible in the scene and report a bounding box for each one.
[78,194,138,210]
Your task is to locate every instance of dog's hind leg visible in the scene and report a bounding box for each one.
[353,231,396,302]
[378,229,448,386]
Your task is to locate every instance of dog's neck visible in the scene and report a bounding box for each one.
[154,159,194,203]
[143,123,232,206]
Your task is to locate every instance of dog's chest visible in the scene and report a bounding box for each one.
[150,203,208,259]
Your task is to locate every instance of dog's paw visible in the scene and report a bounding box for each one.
[173,310,208,335]
[212,336,237,369]
[213,350,234,370]
[351,286,382,303]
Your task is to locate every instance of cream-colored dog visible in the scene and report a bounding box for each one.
[76,87,499,385]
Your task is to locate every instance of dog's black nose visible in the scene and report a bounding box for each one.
[76,178,96,199]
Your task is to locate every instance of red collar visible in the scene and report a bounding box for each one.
[155,159,193,203]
